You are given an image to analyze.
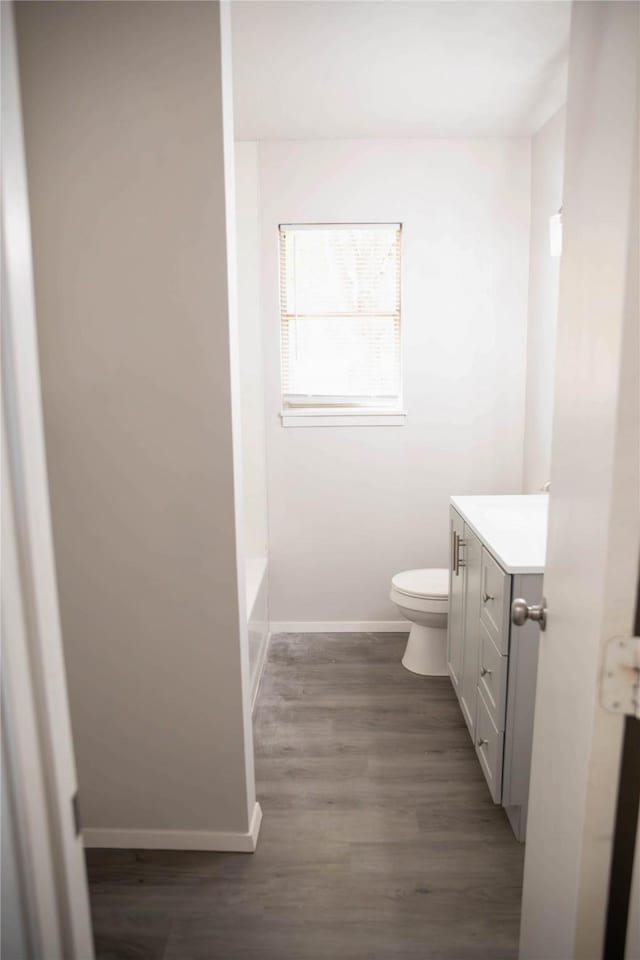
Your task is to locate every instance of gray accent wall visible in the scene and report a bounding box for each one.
[15,0,256,839]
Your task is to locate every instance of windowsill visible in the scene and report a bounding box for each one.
[280,409,407,428]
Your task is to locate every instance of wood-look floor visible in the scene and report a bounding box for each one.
[86,633,524,959]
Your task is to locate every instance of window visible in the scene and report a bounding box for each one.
[279,223,404,426]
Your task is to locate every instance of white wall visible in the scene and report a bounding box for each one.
[235,142,268,562]
[16,0,259,848]
[235,141,269,688]
[523,107,566,493]
[258,139,531,624]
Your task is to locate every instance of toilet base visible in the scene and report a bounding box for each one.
[402,623,448,676]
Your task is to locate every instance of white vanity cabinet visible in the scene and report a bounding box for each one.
[447,496,547,841]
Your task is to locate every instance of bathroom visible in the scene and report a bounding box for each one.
[226,1,633,954]
[4,2,638,958]
[235,4,562,709]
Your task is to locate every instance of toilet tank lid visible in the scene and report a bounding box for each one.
[391,568,449,599]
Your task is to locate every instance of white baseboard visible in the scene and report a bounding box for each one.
[270,621,409,634]
[251,631,270,712]
[83,801,263,853]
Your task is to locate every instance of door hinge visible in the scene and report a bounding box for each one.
[601,636,640,718]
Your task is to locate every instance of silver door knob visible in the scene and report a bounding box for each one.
[511,597,547,631]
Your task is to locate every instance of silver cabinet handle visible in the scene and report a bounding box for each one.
[457,538,465,574]
[511,597,547,632]
[480,666,491,677]
[452,530,465,576]
[477,738,488,748]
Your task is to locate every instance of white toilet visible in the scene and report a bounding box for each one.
[390,568,449,676]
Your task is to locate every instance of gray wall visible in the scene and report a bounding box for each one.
[16,0,256,839]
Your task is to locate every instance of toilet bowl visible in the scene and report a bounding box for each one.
[390,568,449,676]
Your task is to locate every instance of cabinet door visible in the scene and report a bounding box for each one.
[460,526,481,736]
[502,572,543,839]
[447,508,465,696]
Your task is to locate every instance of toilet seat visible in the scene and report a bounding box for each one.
[391,568,448,601]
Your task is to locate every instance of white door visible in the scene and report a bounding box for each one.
[1,3,95,957]
[519,3,639,959]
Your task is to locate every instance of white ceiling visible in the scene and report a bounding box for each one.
[231,1,570,140]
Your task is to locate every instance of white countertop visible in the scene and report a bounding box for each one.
[450,495,548,574]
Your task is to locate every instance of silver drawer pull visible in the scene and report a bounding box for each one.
[483,592,494,603]
[480,666,492,677]
[477,738,488,748]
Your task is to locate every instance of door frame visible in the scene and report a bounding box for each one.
[1,3,95,956]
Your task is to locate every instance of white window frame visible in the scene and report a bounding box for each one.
[278,222,406,427]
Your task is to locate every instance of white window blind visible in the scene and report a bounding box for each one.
[279,223,402,409]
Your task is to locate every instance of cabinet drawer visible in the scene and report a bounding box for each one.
[480,548,510,653]
[478,620,508,732]
[475,687,504,804]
